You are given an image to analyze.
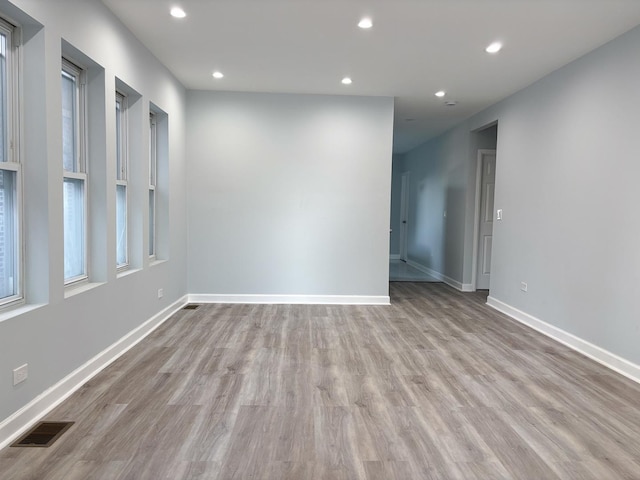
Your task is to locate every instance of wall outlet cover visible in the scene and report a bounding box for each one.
[13,364,28,386]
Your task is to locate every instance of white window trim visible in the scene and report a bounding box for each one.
[0,16,23,309]
[115,179,128,271]
[61,59,86,173]
[62,173,88,287]
[148,112,157,259]
[62,57,89,287]
[116,91,128,271]
[116,92,127,181]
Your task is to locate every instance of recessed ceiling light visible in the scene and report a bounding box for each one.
[170,7,186,18]
[341,77,352,85]
[435,90,446,97]
[445,100,458,107]
[358,18,373,29]
[212,71,224,79]
[485,42,502,54]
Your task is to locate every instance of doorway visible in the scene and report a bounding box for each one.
[473,149,496,290]
[399,172,409,262]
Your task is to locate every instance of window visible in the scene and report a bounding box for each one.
[148,112,156,258]
[0,18,21,306]
[62,58,87,284]
[116,92,128,269]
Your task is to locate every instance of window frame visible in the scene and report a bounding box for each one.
[0,16,23,308]
[115,90,128,270]
[148,111,157,259]
[62,57,88,286]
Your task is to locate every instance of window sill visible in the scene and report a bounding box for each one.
[0,302,46,324]
[64,281,105,299]
[149,258,167,268]
[117,267,141,279]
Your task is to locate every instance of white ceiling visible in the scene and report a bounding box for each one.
[101,0,640,153]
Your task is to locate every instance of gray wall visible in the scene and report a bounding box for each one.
[402,24,640,366]
[186,91,394,297]
[474,24,640,365]
[0,0,187,423]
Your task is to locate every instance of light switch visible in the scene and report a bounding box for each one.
[496,209,503,220]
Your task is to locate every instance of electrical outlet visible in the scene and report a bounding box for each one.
[13,364,28,386]
[521,282,528,292]
[158,288,163,299]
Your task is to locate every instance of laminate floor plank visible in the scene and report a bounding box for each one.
[457,406,563,480]
[2,282,640,479]
[361,460,414,480]
[312,406,367,479]
[163,461,221,480]
[178,406,238,463]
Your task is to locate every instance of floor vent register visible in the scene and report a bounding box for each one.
[11,421,75,448]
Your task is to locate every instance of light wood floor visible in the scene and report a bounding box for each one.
[2,283,640,479]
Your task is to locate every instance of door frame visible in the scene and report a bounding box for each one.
[471,149,496,291]
[399,171,410,262]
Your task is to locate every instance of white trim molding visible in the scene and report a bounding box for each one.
[406,259,443,280]
[406,260,473,292]
[487,296,640,385]
[0,295,188,450]
[188,294,390,305]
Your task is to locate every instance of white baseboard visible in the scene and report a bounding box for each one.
[0,295,188,450]
[188,294,390,305]
[405,260,473,292]
[406,259,443,280]
[487,296,640,385]
[389,254,400,261]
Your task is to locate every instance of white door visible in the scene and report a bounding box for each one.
[399,172,409,262]
[476,152,496,290]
